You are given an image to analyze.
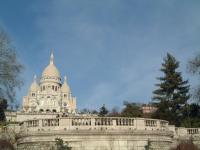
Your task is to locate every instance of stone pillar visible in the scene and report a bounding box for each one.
[91,118,95,127]
[39,119,42,127]
[157,120,160,128]
[135,118,145,130]
[112,119,116,126]
[60,118,71,126]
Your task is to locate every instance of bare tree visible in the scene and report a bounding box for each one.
[188,53,200,102]
[0,28,23,103]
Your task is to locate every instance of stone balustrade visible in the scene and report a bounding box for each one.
[19,117,170,133]
[19,117,200,138]
[187,128,199,135]
[16,117,200,150]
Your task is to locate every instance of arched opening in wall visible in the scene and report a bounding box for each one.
[52,109,57,113]
[64,108,68,113]
[39,109,44,112]
[55,86,57,91]
[46,109,50,112]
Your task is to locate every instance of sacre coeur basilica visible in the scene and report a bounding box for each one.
[22,52,76,114]
[3,52,200,150]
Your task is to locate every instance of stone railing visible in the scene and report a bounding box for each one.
[19,117,169,133]
[168,125,200,138]
[18,117,200,139]
[187,128,199,135]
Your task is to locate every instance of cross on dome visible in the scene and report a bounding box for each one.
[33,75,37,82]
[64,76,67,82]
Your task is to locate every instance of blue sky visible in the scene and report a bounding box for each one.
[0,0,199,110]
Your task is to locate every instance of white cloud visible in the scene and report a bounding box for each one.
[18,0,200,110]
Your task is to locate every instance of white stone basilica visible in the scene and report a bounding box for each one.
[22,52,76,113]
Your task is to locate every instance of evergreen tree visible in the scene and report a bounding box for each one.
[181,103,200,127]
[99,104,109,117]
[152,53,190,126]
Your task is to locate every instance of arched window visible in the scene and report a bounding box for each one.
[46,109,50,112]
[39,109,44,112]
[52,85,54,90]
[55,86,57,91]
[52,109,57,113]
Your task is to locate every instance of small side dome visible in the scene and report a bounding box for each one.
[61,76,71,93]
[29,75,39,91]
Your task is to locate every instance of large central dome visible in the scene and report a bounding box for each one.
[42,52,60,78]
[42,63,60,78]
[40,52,61,84]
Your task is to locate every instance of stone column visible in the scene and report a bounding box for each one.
[135,118,145,130]
[157,120,160,129]
[112,119,116,126]
[39,119,42,127]
[91,118,95,127]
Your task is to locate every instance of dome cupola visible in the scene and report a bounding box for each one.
[29,75,39,92]
[61,76,71,93]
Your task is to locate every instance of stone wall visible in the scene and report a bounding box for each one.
[17,130,173,150]
[4,116,200,150]
[16,117,173,150]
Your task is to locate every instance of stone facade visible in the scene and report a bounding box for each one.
[22,52,76,113]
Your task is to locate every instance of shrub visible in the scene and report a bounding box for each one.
[55,138,71,150]
[171,140,198,150]
[0,139,15,150]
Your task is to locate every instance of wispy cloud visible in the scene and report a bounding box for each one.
[0,0,199,109]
